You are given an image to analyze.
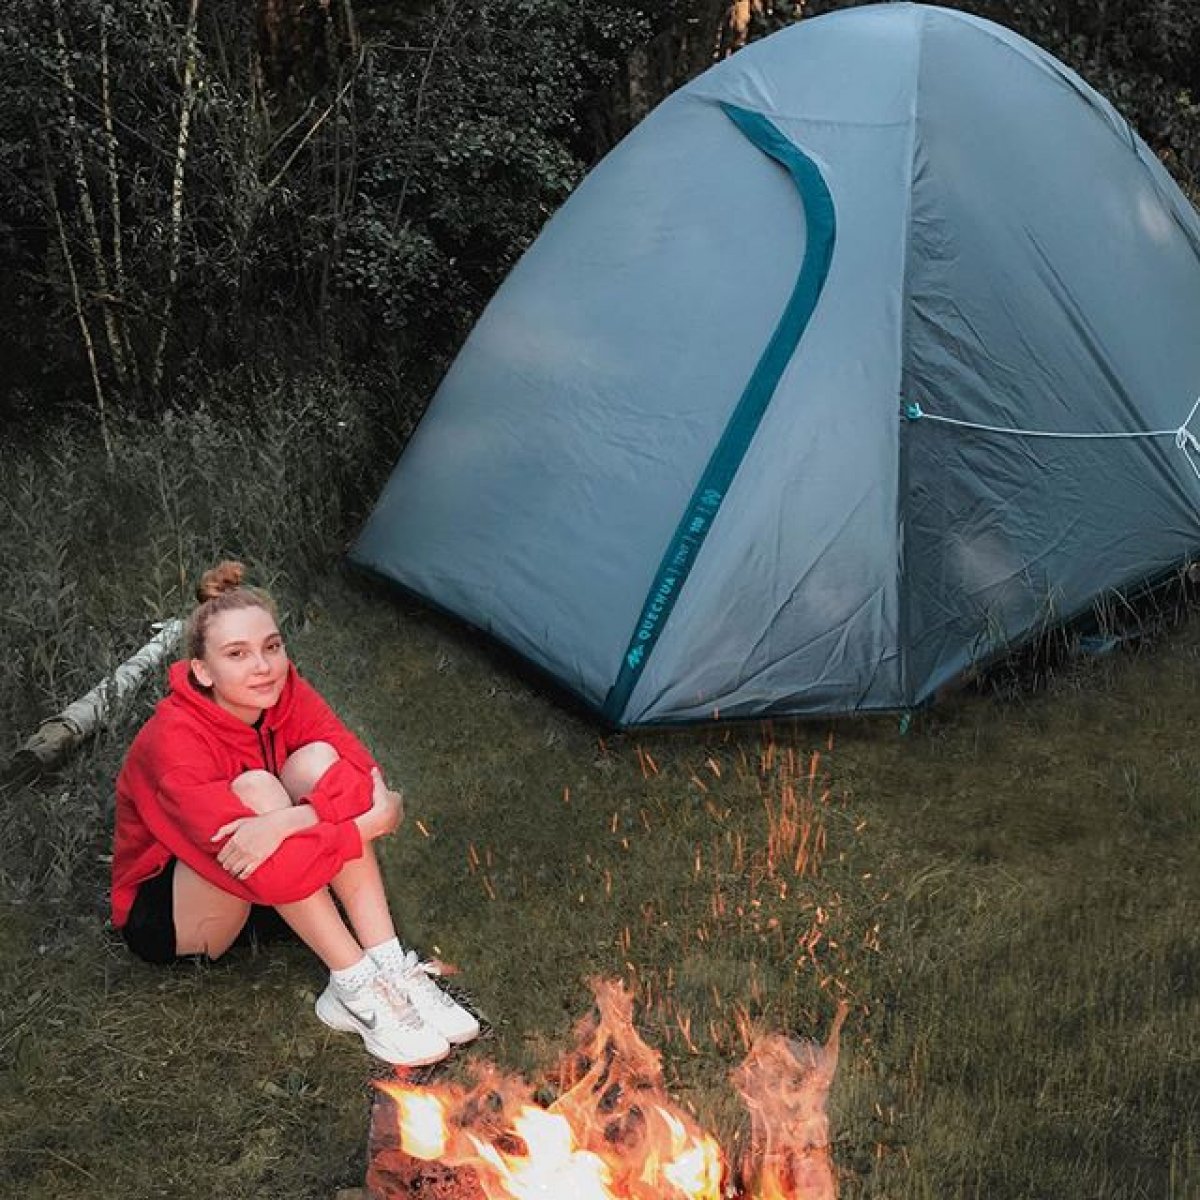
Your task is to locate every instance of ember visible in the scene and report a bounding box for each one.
[367,981,845,1200]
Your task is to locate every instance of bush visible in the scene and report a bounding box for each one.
[0,371,384,739]
[0,0,651,426]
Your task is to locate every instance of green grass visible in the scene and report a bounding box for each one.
[308,583,1200,1199]
[1,410,1197,1198]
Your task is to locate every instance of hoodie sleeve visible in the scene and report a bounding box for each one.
[284,674,380,824]
[149,763,363,906]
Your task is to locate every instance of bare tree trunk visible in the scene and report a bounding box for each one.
[608,0,738,151]
[99,7,141,396]
[51,0,130,389]
[42,135,113,464]
[339,0,359,55]
[725,0,755,52]
[151,0,203,392]
[718,0,780,58]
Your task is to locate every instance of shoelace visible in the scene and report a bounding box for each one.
[398,950,457,1008]
[371,975,427,1030]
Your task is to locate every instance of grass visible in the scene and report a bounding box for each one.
[1,409,1198,1198]
[307,583,1200,1199]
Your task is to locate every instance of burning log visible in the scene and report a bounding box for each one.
[549,981,724,1200]
[366,981,847,1200]
[367,1093,486,1200]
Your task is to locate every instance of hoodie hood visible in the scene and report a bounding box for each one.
[163,658,300,765]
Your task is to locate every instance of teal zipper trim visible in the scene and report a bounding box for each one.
[601,103,837,724]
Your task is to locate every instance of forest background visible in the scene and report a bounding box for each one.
[2,0,1198,449]
[1,2,1199,1198]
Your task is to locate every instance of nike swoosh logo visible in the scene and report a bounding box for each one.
[338,996,377,1030]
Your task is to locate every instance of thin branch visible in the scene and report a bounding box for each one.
[99,7,140,394]
[151,0,202,392]
[41,131,113,464]
[264,95,319,161]
[263,57,361,194]
[52,0,130,387]
[324,38,363,328]
[391,0,458,233]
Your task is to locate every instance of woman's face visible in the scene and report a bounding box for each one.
[191,605,288,723]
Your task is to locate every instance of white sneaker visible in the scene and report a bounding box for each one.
[315,974,451,1066]
[388,951,482,1045]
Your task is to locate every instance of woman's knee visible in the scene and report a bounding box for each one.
[231,769,291,814]
[279,740,339,800]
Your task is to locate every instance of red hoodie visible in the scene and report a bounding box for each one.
[111,659,377,926]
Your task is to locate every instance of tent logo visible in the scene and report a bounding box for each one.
[629,485,727,660]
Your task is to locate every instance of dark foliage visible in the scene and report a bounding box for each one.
[0,0,651,427]
[0,0,1196,433]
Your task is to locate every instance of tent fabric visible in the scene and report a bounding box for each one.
[600,103,838,723]
[350,2,1200,726]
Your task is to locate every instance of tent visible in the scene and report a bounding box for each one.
[350,2,1200,726]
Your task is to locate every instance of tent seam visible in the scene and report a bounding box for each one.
[894,5,927,712]
[599,104,837,725]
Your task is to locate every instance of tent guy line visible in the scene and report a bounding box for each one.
[905,395,1200,481]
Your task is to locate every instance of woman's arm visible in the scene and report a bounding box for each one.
[143,763,364,906]
[211,769,403,878]
[358,767,404,839]
[211,804,318,875]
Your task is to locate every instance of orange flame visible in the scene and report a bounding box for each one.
[732,1002,848,1200]
[374,982,844,1200]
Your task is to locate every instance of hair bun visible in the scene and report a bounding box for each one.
[196,560,246,603]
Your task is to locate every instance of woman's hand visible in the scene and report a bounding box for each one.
[354,767,404,843]
[212,809,295,880]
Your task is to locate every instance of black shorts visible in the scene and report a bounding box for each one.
[121,859,294,966]
[121,859,179,965]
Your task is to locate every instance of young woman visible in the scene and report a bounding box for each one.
[111,561,479,1066]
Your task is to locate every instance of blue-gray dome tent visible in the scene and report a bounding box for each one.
[351,3,1200,726]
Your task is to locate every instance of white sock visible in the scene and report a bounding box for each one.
[330,954,378,994]
[365,936,410,973]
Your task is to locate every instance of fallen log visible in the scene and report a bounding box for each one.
[4,619,183,785]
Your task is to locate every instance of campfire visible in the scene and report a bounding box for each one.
[367,980,847,1200]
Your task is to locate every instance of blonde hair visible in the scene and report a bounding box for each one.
[186,561,279,660]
